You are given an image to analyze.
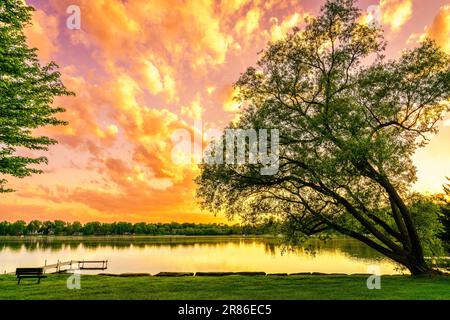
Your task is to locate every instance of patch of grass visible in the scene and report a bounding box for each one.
[0,274,449,300]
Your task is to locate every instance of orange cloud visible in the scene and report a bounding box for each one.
[424,5,450,53]
[181,95,205,120]
[235,7,261,35]
[25,9,59,61]
[380,0,413,32]
[218,85,241,113]
[264,12,309,42]
[3,0,446,223]
[407,5,450,54]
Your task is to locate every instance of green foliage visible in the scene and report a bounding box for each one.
[440,204,450,251]
[407,194,445,257]
[437,178,450,248]
[7,220,25,235]
[0,0,73,192]
[0,220,280,236]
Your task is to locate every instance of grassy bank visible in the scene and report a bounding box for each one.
[0,274,449,300]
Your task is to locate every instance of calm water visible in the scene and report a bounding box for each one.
[0,236,405,275]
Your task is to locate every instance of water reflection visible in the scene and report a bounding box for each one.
[0,236,405,275]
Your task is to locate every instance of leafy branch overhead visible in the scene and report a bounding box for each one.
[0,0,73,192]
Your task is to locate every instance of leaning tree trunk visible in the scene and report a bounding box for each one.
[352,231,435,275]
[366,165,438,275]
[405,257,432,275]
[364,233,433,275]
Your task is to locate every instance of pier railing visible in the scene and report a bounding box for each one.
[43,260,108,273]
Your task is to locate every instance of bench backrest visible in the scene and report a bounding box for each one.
[16,268,44,275]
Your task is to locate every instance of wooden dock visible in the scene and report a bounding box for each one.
[43,260,108,273]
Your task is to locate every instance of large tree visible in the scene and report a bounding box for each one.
[196,0,450,275]
[0,0,72,192]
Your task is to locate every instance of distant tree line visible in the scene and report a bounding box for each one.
[0,220,280,236]
[0,208,449,244]
[0,196,448,249]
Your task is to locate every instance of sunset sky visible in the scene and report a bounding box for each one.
[1,0,450,223]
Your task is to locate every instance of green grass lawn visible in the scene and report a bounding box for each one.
[0,274,449,300]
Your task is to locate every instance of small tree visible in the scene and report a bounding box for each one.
[196,0,450,274]
[0,0,73,192]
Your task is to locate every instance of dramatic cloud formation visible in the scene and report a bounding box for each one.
[380,0,413,32]
[424,5,450,53]
[24,9,59,61]
[1,0,449,222]
[407,4,450,54]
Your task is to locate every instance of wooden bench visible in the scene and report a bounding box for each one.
[16,268,47,284]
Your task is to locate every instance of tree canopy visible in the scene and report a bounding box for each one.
[0,0,72,192]
[196,0,450,274]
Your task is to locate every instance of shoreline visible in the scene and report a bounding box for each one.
[0,234,278,241]
[0,234,349,241]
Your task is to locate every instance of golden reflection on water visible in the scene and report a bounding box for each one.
[0,237,405,275]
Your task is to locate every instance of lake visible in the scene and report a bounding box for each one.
[0,236,406,275]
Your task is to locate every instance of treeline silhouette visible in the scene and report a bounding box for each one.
[0,220,279,236]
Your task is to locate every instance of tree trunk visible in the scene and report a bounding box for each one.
[357,238,437,275]
[403,256,433,275]
[364,167,437,275]
[371,245,434,275]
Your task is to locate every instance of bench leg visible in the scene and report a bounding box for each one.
[17,277,21,285]
[37,277,41,284]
